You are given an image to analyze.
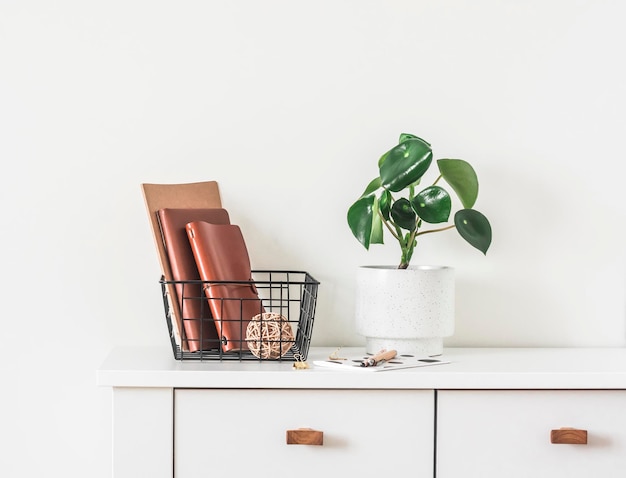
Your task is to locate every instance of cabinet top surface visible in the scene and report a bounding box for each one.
[97,346,626,390]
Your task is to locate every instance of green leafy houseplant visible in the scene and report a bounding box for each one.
[347,133,492,269]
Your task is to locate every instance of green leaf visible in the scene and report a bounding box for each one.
[391,198,417,231]
[398,133,430,146]
[360,177,381,198]
[412,186,451,224]
[347,196,375,249]
[370,197,384,245]
[379,189,391,220]
[437,159,479,209]
[454,209,492,254]
[378,150,389,168]
[379,133,429,178]
[380,137,433,192]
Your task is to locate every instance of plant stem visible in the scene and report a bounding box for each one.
[378,209,400,241]
[415,224,456,237]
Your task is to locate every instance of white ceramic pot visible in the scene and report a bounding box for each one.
[355,265,455,356]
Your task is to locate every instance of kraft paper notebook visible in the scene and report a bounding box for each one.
[186,221,265,353]
[157,208,231,352]
[141,181,223,351]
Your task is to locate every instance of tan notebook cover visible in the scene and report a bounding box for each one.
[141,181,223,351]
[186,221,265,353]
[157,208,231,352]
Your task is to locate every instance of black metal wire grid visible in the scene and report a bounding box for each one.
[160,270,319,361]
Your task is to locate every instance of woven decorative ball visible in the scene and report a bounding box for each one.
[246,312,294,359]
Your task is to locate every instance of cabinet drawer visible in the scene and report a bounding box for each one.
[175,389,433,478]
[437,390,626,478]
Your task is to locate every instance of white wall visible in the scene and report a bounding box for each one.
[1,1,625,476]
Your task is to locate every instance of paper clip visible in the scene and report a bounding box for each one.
[292,353,309,370]
[329,347,347,360]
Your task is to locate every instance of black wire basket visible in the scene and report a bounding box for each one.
[160,270,319,361]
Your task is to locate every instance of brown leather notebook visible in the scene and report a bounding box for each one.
[141,181,223,351]
[157,208,231,352]
[186,221,265,353]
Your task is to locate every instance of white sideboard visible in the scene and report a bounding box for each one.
[98,347,626,477]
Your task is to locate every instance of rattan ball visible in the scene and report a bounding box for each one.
[246,312,294,359]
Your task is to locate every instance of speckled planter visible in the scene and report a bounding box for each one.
[355,265,454,357]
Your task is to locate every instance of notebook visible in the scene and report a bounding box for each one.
[141,181,222,351]
[157,208,231,352]
[186,221,265,353]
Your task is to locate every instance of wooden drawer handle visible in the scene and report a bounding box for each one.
[550,427,588,444]
[286,428,323,445]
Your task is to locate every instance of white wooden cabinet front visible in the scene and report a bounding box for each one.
[436,390,626,478]
[174,389,434,478]
[98,347,626,478]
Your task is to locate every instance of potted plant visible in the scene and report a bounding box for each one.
[347,133,492,356]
